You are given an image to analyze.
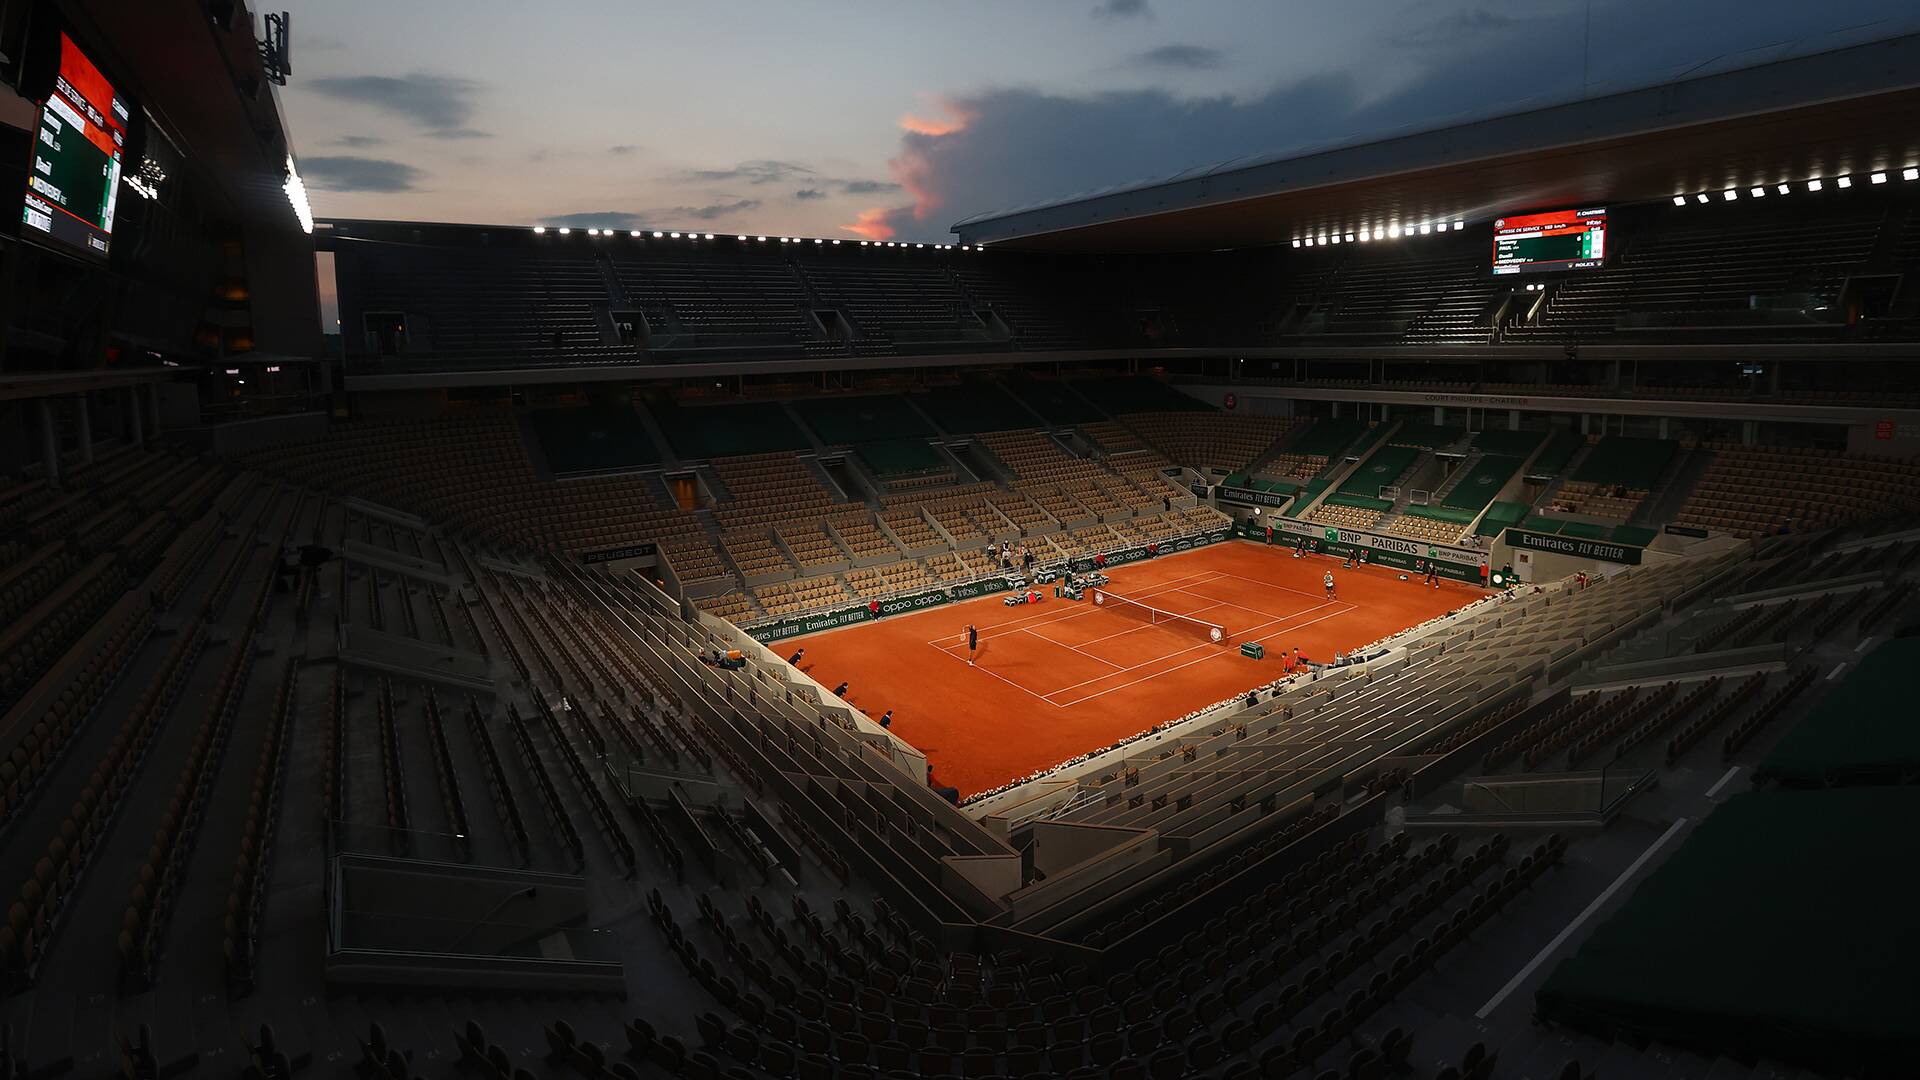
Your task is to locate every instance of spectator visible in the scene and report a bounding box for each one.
[831,681,849,696]
[878,710,893,728]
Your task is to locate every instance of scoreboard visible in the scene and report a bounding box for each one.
[21,33,126,262]
[1491,207,1605,275]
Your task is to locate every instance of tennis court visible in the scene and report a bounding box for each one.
[783,540,1484,798]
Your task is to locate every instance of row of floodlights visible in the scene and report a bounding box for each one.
[529,226,977,250]
[1674,168,1919,205]
[1293,219,1466,247]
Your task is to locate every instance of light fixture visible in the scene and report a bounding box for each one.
[1905,168,1919,181]
[1836,175,1851,188]
[1292,239,1301,248]
[1806,179,1823,192]
[1673,196,1687,206]
[533,226,547,234]
[757,235,767,241]
[652,231,664,237]
[1373,228,1384,240]
[630,230,641,237]
[1345,233,1356,242]
[1330,234,1341,244]
[558,227,572,235]
[1869,172,1887,185]
[815,238,824,244]
[1388,225,1401,238]
[1418,222,1432,234]
[586,228,599,236]
[670,232,682,238]
[282,156,313,234]
[832,239,840,245]
[1776,184,1790,195]
[1357,231,1370,243]
[1695,193,1709,203]
[1723,189,1738,200]
[736,234,748,241]
[1749,187,1764,198]
[1451,220,1463,230]
[704,233,714,240]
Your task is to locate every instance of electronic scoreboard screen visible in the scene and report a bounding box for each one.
[1491,207,1605,275]
[21,33,127,261]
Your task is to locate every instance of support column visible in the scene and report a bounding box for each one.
[74,393,93,464]
[127,385,144,445]
[36,397,59,487]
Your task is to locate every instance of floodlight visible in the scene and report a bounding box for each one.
[1292,239,1301,248]
[533,226,547,234]
[1870,172,1887,185]
[1451,220,1463,230]
[1722,189,1738,200]
[558,227,571,235]
[1749,187,1764,198]
[1373,228,1384,240]
[1806,179,1823,192]
[1673,196,1686,206]
[1836,176,1851,188]
[1775,184,1790,195]
[1387,225,1401,238]
[1905,168,1919,182]
[1345,233,1356,242]
[630,230,641,237]
[1695,193,1709,203]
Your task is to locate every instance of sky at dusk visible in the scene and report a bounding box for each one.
[279,0,1920,245]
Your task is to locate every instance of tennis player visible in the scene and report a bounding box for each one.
[1323,570,1336,600]
[966,623,978,666]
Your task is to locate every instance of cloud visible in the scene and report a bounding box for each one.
[840,178,901,194]
[1092,0,1151,20]
[1388,6,1523,49]
[859,8,1594,242]
[1135,44,1224,69]
[330,135,384,148]
[674,198,761,221]
[540,211,645,229]
[794,188,826,200]
[301,156,426,193]
[306,73,484,135]
[842,207,897,242]
[608,144,640,156]
[424,127,491,140]
[676,159,814,185]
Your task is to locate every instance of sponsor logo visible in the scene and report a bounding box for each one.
[581,541,658,564]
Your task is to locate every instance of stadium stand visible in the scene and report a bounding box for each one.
[10,12,1920,1074]
[1673,443,1920,537]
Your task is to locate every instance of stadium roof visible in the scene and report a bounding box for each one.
[952,32,1920,253]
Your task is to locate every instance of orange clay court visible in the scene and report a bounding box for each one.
[785,540,1486,798]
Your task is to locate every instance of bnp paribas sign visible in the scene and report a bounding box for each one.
[1326,527,1429,558]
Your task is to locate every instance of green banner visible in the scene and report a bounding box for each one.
[741,526,1231,642]
[1504,527,1644,565]
[1218,485,1294,510]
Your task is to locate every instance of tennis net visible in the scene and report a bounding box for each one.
[1092,589,1227,644]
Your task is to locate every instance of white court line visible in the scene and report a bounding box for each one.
[1039,597,1241,651]
[1020,625,1125,670]
[1049,603,1351,707]
[919,569,1228,645]
[927,640,1067,708]
[1475,816,1689,1021]
[1036,599,1338,699]
[1704,766,1741,799]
